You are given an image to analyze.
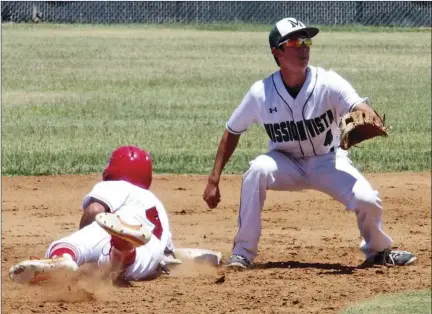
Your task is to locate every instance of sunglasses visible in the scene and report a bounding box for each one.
[278,37,312,48]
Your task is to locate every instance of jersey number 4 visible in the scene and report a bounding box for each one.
[145,207,163,240]
[323,130,333,147]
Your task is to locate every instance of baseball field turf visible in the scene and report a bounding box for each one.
[2,24,431,314]
[2,24,431,175]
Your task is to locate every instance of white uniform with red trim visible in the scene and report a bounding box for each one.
[226,66,392,262]
[46,180,174,280]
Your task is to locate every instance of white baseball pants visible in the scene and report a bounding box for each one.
[232,149,392,262]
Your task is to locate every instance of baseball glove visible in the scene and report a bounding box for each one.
[339,110,389,150]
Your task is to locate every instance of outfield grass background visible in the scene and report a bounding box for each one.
[340,289,431,314]
[2,24,431,175]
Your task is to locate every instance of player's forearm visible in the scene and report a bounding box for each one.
[79,211,98,229]
[79,200,109,229]
[209,129,240,184]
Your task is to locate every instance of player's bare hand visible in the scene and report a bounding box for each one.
[203,181,221,209]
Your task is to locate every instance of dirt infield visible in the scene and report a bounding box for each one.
[2,173,431,314]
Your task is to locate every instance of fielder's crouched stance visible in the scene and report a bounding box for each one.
[10,146,221,285]
[203,17,416,269]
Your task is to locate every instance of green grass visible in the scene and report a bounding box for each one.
[340,289,432,314]
[1,24,431,175]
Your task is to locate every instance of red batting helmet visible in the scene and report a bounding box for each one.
[103,145,152,189]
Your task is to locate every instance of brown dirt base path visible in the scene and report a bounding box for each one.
[2,172,431,314]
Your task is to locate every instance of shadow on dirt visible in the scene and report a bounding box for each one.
[252,261,358,275]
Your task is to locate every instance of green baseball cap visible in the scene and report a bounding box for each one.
[269,17,319,49]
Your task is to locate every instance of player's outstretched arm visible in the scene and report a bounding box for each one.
[203,130,241,209]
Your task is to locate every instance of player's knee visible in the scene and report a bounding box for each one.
[353,189,382,216]
[245,155,276,178]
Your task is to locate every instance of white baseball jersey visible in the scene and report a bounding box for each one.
[226,66,368,157]
[82,180,172,250]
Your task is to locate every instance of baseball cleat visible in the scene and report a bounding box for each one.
[9,254,78,284]
[225,254,251,269]
[95,213,152,248]
[364,249,416,267]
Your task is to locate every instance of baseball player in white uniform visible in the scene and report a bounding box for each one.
[203,18,416,269]
[10,145,221,285]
